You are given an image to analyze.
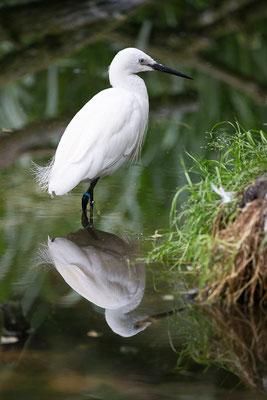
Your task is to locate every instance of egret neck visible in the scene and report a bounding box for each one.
[109,63,149,107]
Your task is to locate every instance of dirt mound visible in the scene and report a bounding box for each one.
[205,176,267,305]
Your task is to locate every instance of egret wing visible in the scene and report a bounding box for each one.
[49,88,144,195]
[55,88,140,162]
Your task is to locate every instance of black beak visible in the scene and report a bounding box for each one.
[151,63,193,80]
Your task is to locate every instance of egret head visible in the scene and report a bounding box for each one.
[109,47,192,83]
[105,308,151,337]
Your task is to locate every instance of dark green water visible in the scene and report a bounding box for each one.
[1,1,267,398]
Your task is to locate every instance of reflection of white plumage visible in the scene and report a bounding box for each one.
[47,228,149,337]
[34,47,192,214]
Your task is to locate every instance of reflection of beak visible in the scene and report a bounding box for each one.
[135,306,185,328]
[151,63,193,79]
[134,320,151,329]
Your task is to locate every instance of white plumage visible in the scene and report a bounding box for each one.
[33,47,192,208]
[49,87,148,195]
[36,48,151,196]
[46,227,148,337]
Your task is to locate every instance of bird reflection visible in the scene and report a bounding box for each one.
[47,216,149,337]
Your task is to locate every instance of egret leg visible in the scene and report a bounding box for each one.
[81,178,100,223]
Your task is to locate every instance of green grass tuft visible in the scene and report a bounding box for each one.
[149,122,267,300]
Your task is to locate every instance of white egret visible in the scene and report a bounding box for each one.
[46,226,148,337]
[34,47,192,221]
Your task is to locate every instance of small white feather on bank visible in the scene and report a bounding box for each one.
[211,182,233,204]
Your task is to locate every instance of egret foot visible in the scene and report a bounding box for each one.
[81,177,100,225]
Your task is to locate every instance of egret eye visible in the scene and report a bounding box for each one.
[139,58,145,64]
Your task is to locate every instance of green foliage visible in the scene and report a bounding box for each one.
[149,122,267,290]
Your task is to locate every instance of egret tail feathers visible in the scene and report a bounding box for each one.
[34,239,54,267]
[31,158,54,195]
